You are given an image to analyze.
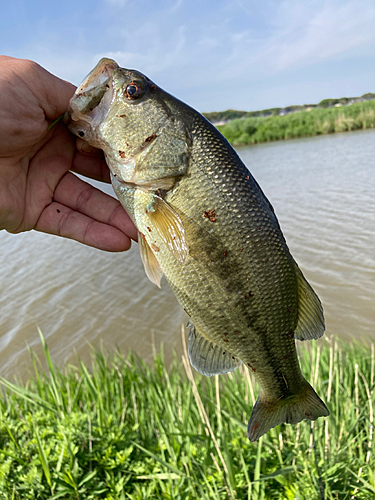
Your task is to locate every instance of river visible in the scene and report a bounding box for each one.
[1,129,374,379]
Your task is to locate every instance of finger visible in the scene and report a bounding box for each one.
[24,59,77,119]
[53,171,138,241]
[75,137,103,156]
[35,201,133,252]
[71,148,111,183]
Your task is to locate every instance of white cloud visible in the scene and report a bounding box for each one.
[223,0,375,78]
[269,0,375,72]
[9,0,375,110]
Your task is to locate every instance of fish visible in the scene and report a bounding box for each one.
[65,58,329,441]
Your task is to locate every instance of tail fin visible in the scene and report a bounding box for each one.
[247,380,329,442]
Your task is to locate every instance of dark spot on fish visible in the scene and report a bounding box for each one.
[116,114,126,118]
[258,227,262,231]
[57,209,60,213]
[145,134,157,143]
[232,356,236,360]
[288,308,296,314]
[151,84,157,90]
[305,411,313,418]
[283,352,293,360]
[223,352,226,355]
[244,294,248,299]
[224,339,229,343]
[106,84,110,89]
[224,332,228,336]
[236,330,241,334]
[253,422,258,431]
[287,330,295,339]
[78,131,84,137]
[245,175,250,180]
[147,227,152,232]
[223,249,228,257]
[203,209,217,222]
[240,248,243,252]
[151,243,160,252]
[247,363,256,372]
[119,151,126,158]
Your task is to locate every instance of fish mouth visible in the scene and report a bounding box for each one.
[76,58,119,95]
[64,58,119,131]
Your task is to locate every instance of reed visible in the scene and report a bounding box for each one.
[0,331,374,499]
[217,101,375,146]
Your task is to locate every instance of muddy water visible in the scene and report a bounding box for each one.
[1,128,374,379]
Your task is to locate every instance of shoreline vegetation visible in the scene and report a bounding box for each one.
[0,332,374,499]
[207,99,375,146]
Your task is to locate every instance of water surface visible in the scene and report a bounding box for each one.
[1,129,374,379]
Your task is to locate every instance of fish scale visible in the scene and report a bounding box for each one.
[65,58,329,441]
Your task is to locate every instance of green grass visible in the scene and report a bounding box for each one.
[217,100,375,145]
[0,330,374,499]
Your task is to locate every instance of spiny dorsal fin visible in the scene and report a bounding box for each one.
[187,321,242,376]
[147,195,188,263]
[138,231,163,288]
[293,261,325,341]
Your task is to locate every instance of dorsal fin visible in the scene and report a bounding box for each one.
[187,321,242,376]
[293,261,325,341]
[147,195,188,263]
[138,231,163,288]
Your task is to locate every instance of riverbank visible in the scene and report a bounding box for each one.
[0,333,373,499]
[217,100,375,145]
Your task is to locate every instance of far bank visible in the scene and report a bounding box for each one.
[216,100,375,145]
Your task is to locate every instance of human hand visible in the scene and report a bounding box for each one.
[0,56,137,251]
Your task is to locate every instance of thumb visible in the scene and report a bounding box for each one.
[32,61,77,120]
[3,56,77,120]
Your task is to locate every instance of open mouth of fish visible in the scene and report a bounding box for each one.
[64,59,119,132]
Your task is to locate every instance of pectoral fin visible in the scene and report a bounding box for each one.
[138,231,163,288]
[147,195,188,263]
[293,261,325,341]
[187,321,242,376]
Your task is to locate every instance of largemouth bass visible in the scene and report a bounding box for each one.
[65,58,329,441]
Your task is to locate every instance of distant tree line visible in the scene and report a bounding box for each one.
[216,100,375,146]
[203,92,375,124]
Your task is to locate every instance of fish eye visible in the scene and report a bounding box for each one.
[124,82,144,100]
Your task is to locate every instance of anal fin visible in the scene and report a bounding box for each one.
[187,321,242,377]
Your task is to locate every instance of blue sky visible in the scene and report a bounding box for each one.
[2,0,375,112]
